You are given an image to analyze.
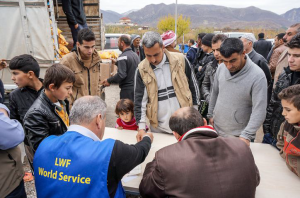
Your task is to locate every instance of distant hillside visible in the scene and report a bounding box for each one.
[281,7,300,23]
[106,3,292,29]
[101,10,122,24]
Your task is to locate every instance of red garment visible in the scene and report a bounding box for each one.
[115,117,138,131]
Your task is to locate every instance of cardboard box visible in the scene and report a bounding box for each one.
[100,62,111,81]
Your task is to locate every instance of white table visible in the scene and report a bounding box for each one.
[103,127,300,197]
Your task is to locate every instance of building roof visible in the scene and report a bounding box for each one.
[120,17,130,20]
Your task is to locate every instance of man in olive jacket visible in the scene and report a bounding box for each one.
[140,107,260,198]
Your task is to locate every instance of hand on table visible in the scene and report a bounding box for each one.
[101,79,110,87]
[239,137,250,146]
[137,129,154,143]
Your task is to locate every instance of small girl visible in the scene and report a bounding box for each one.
[115,99,138,130]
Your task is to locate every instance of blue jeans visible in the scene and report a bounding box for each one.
[69,23,88,49]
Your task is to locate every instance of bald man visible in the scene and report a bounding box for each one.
[140,107,260,198]
[102,35,140,101]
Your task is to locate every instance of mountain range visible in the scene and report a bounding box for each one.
[102,4,300,29]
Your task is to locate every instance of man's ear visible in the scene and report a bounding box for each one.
[76,42,80,48]
[48,83,56,91]
[96,114,102,129]
[172,131,181,141]
[27,71,35,79]
[203,118,207,126]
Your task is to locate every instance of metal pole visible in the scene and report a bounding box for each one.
[175,0,177,37]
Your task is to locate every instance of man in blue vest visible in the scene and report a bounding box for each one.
[33,96,153,198]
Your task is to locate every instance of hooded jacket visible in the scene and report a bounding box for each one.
[140,126,260,198]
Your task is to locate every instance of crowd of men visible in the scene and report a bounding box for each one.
[1,8,300,196]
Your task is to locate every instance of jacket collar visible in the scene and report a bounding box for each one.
[40,91,68,113]
[20,78,44,92]
[179,126,218,141]
[225,55,251,81]
[76,48,101,66]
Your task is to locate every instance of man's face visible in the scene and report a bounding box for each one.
[283,27,298,43]
[201,44,211,53]
[51,81,73,101]
[288,47,300,72]
[221,52,246,73]
[77,40,95,59]
[133,38,140,48]
[188,40,192,47]
[240,38,252,52]
[118,38,124,51]
[197,38,202,48]
[274,36,280,47]
[144,43,164,66]
[212,41,222,61]
[281,99,300,124]
[11,70,31,88]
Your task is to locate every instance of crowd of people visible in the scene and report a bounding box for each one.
[1,9,300,197]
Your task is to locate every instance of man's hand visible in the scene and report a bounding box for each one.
[239,137,250,146]
[110,58,117,65]
[74,24,79,29]
[209,118,214,126]
[101,79,110,87]
[0,108,8,117]
[142,132,154,143]
[0,59,7,70]
[136,129,147,142]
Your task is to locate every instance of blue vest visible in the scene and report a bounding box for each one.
[34,131,125,198]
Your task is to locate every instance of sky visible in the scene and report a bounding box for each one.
[100,0,300,15]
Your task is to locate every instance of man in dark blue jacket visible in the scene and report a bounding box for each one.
[186,39,197,64]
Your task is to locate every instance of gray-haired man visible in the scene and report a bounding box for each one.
[134,31,200,140]
[34,96,153,198]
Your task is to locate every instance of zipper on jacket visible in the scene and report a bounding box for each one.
[87,69,91,95]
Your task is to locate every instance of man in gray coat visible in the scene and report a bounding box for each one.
[207,38,267,146]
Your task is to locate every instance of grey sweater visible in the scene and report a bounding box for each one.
[207,56,267,140]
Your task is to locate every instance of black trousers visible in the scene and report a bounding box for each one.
[120,88,134,102]
[6,180,27,198]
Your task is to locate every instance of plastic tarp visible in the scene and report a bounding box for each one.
[0,0,54,61]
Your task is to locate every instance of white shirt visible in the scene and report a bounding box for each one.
[67,125,100,142]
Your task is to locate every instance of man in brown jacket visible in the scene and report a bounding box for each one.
[60,28,103,106]
[273,23,300,86]
[269,33,287,79]
[140,107,260,198]
[0,104,26,197]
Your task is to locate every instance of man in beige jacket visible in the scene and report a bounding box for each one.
[60,28,103,106]
[269,33,287,79]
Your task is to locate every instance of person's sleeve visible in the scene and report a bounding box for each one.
[184,57,200,106]
[8,92,20,122]
[269,50,281,76]
[255,164,260,187]
[259,58,272,86]
[61,0,77,25]
[107,56,128,84]
[0,105,24,150]
[109,137,151,182]
[276,121,285,153]
[207,66,220,119]
[134,68,148,130]
[201,62,212,103]
[240,77,267,141]
[139,157,165,197]
[24,110,50,152]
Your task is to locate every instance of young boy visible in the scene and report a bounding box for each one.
[24,64,75,153]
[277,84,300,178]
[8,54,44,124]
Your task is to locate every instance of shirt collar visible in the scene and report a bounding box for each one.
[67,125,100,141]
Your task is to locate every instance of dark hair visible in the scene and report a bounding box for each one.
[276,33,285,40]
[198,33,206,40]
[115,99,134,115]
[9,54,40,77]
[189,39,195,45]
[278,85,300,110]
[77,28,95,44]
[258,33,264,39]
[290,23,300,33]
[286,33,300,49]
[220,38,244,58]
[120,35,131,46]
[43,64,75,90]
[212,34,228,44]
[169,107,204,136]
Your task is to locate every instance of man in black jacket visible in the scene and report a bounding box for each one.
[62,0,88,51]
[263,33,300,147]
[34,96,153,198]
[240,34,272,87]
[131,34,145,61]
[8,55,43,124]
[24,64,75,152]
[253,33,272,59]
[102,35,140,101]
[193,33,206,73]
